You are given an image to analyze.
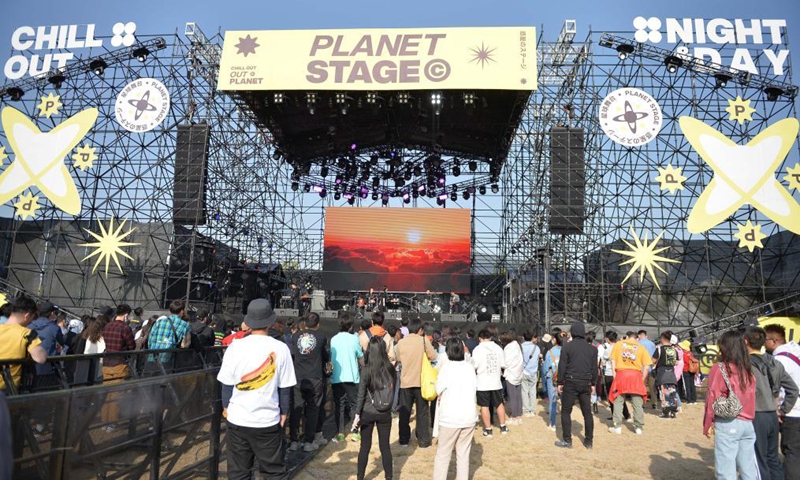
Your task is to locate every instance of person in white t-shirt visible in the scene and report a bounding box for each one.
[501,331,524,426]
[764,323,800,480]
[433,337,477,480]
[599,331,630,422]
[217,299,297,480]
[472,328,508,437]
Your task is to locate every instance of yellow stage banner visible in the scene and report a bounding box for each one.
[217,27,536,91]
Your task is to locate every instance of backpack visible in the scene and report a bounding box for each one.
[687,351,700,374]
[661,345,678,367]
[368,381,395,413]
[549,350,560,382]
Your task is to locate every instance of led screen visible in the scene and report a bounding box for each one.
[322,207,471,293]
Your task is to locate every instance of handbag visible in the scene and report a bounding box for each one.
[712,363,743,419]
[421,337,438,401]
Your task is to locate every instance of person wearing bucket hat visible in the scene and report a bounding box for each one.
[218,298,296,479]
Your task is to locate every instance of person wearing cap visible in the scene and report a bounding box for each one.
[555,321,598,449]
[190,309,215,349]
[27,300,64,390]
[218,299,296,480]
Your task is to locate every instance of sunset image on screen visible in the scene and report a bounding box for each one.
[322,207,471,292]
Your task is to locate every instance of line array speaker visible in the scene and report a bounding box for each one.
[173,123,210,225]
[549,127,585,234]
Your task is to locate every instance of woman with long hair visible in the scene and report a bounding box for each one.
[433,337,477,480]
[353,336,395,480]
[82,315,108,384]
[703,330,757,480]
[542,332,567,431]
[500,330,524,425]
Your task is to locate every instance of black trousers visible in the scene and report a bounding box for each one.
[560,380,594,444]
[681,372,697,403]
[754,411,783,480]
[782,416,800,480]
[332,382,358,434]
[604,375,629,419]
[227,422,285,480]
[398,387,431,447]
[290,378,324,443]
[357,411,393,480]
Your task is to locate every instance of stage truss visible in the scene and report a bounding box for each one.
[0,21,797,327]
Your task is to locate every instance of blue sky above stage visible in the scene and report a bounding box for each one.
[1,0,799,70]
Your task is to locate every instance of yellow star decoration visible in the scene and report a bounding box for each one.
[734,220,767,252]
[37,93,62,118]
[725,96,756,124]
[654,164,687,194]
[784,163,800,191]
[72,144,98,171]
[0,293,6,306]
[13,191,41,220]
[80,218,140,277]
[0,145,7,165]
[611,227,680,290]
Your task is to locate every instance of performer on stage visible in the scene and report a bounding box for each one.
[449,291,460,314]
[380,286,388,311]
[290,284,301,313]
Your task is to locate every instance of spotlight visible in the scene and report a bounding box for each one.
[453,161,461,177]
[366,92,378,104]
[764,86,784,101]
[437,176,446,186]
[438,191,448,201]
[214,212,221,221]
[360,186,369,198]
[5,87,24,101]
[304,183,311,192]
[334,191,341,200]
[479,185,486,195]
[480,306,487,313]
[403,196,410,204]
[306,92,317,114]
[462,190,470,200]
[335,174,343,185]
[664,55,683,73]
[450,191,458,201]
[431,91,443,115]
[491,184,499,194]
[132,46,150,62]
[318,187,327,198]
[89,59,108,76]
[372,192,379,201]
[418,184,426,194]
[381,192,389,205]
[462,92,475,106]
[272,149,283,160]
[347,196,355,205]
[397,92,410,104]
[344,192,354,200]
[372,177,380,188]
[714,73,732,89]
[468,160,478,172]
[273,92,284,104]
[350,142,357,151]
[48,73,66,89]
[616,44,634,60]
[291,181,299,191]
[335,92,347,104]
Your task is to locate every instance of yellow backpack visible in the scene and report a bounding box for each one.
[421,337,438,401]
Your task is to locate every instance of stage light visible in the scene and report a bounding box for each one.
[272,149,283,160]
[133,46,150,62]
[89,59,108,76]
[335,174,343,185]
[360,186,369,198]
[397,92,410,104]
[334,191,341,200]
[491,184,499,194]
[5,87,24,101]
[402,190,410,200]
[664,56,683,73]
[395,177,405,187]
[480,306,487,313]
[318,187,326,198]
[403,196,410,204]
[479,185,486,195]
[304,183,311,192]
[336,92,347,104]
[437,175,446,186]
[366,92,378,104]
[616,44,634,60]
[438,191,448,201]
[372,192,379,201]
[381,193,389,205]
[350,143,357,151]
[764,86,784,101]
[291,181,299,191]
[320,166,329,177]
[462,190,470,200]
[347,196,355,205]
[450,191,458,201]
[463,92,475,106]
[418,184,426,193]
[431,91,442,115]
[306,92,317,114]
[344,191,354,200]
[214,212,221,221]
[468,160,478,172]
[273,92,284,104]
[413,165,422,177]
[48,73,66,89]
[714,73,732,89]
[403,170,412,181]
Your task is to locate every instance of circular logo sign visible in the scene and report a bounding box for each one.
[115,78,170,133]
[599,88,662,147]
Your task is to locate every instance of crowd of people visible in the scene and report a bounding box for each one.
[2,294,799,480]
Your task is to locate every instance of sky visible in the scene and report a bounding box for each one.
[1,0,799,66]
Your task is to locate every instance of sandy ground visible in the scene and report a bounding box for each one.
[293,398,716,480]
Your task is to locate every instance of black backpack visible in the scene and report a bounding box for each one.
[368,381,395,413]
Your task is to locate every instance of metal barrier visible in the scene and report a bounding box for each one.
[2,348,224,479]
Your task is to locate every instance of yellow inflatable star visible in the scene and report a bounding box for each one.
[37,93,62,118]
[80,218,139,277]
[679,117,800,235]
[72,144,98,171]
[611,227,680,290]
[725,96,756,124]
[785,163,800,191]
[0,107,98,215]
[13,191,40,220]
[655,164,687,194]
[734,220,767,252]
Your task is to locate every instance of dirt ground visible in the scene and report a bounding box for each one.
[294,398,716,480]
